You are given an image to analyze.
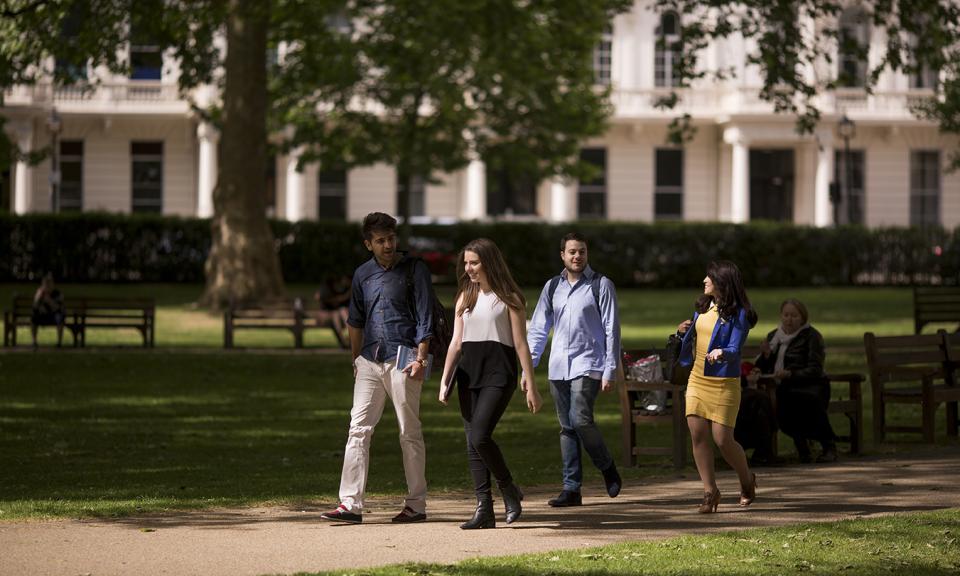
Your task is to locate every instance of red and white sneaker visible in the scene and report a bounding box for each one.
[320,504,362,524]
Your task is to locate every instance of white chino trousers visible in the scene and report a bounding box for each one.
[338,355,427,513]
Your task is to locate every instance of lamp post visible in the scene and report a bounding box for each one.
[837,113,856,225]
[47,107,62,213]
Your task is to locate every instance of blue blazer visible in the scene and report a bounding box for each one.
[678,307,752,378]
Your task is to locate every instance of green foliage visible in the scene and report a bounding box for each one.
[1,214,956,288]
[275,0,633,227]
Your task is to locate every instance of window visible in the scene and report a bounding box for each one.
[834,150,865,225]
[131,141,163,213]
[578,148,607,219]
[55,4,87,82]
[838,7,869,88]
[129,23,162,80]
[593,24,612,86]
[318,168,347,220]
[655,11,681,88]
[60,141,83,212]
[486,168,536,216]
[397,173,426,217]
[655,149,683,220]
[910,151,940,227]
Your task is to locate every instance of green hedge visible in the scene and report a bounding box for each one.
[1,213,956,287]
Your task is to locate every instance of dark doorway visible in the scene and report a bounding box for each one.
[0,168,10,213]
[750,149,794,222]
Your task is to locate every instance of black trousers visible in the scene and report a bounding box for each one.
[458,383,516,498]
[734,386,778,458]
[777,377,836,449]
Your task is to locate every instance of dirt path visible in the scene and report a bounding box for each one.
[3,449,959,576]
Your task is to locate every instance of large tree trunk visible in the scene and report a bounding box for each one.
[201,0,284,309]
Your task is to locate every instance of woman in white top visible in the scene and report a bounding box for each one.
[439,238,542,529]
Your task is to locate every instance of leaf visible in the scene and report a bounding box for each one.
[139,528,156,533]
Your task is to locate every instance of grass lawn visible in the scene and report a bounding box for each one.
[1,283,941,348]
[305,509,960,576]
[1,284,957,520]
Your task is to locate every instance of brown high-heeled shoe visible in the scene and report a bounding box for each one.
[698,488,721,514]
[739,473,757,506]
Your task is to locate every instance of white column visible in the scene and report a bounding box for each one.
[285,148,306,222]
[724,128,750,223]
[12,121,33,215]
[550,177,571,222]
[461,157,486,220]
[814,135,834,227]
[196,122,219,218]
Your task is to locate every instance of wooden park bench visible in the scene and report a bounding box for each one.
[914,285,960,334]
[864,332,959,443]
[619,348,687,469]
[741,344,864,455]
[223,299,348,349]
[3,294,155,347]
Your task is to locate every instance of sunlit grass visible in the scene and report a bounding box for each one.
[304,509,960,576]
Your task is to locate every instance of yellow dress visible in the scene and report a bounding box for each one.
[685,304,741,427]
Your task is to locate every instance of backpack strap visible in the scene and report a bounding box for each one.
[545,271,604,318]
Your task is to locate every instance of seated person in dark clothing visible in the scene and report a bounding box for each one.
[32,273,65,348]
[314,274,351,348]
[735,361,780,466]
[752,298,837,463]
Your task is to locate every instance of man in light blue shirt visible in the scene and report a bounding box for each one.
[524,232,622,507]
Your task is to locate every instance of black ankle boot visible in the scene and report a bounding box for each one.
[460,495,495,530]
[499,481,523,524]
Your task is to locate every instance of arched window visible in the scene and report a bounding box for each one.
[838,6,870,88]
[655,11,681,88]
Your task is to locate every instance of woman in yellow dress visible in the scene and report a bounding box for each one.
[676,261,758,513]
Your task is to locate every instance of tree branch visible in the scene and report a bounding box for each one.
[1,0,49,19]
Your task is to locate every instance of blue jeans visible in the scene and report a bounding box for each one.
[550,376,614,492]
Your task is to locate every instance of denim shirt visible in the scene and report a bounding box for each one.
[347,254,435,363]
[527,266,621,382]
[678,306,751,378]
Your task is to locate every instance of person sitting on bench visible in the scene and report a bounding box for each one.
[31,273,65,349]
[751,298,837,463]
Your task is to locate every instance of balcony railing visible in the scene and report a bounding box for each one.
[4,81,183,105]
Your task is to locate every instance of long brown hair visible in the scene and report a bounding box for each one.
[695,260,758,327]
[456,238,525,316]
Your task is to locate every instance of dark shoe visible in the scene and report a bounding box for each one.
[499,481,523,524]
[602,463,622,498]
[816,444,838,463]
[698,488,721,514]
[547,490,582,507]
[739,473,757,507]
[460,496,495,530]
[320,504,362,524]
[391,505,427,523]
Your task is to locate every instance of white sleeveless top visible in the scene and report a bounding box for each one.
[462,290,514,346]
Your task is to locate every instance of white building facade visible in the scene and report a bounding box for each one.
[3,0,958,228]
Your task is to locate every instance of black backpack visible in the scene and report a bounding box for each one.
[405,257,453,363]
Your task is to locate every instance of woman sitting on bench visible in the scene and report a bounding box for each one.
[751,298,837,463]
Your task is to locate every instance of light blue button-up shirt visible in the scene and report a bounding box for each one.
[527,266,621,382]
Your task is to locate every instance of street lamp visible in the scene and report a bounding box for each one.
[47,107,62,213]
[837,113,856,225]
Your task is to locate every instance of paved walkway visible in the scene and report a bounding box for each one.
[3,449,959,576]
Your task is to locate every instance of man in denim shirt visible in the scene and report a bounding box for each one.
[524,232,622,507]
[321,212,434,524]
